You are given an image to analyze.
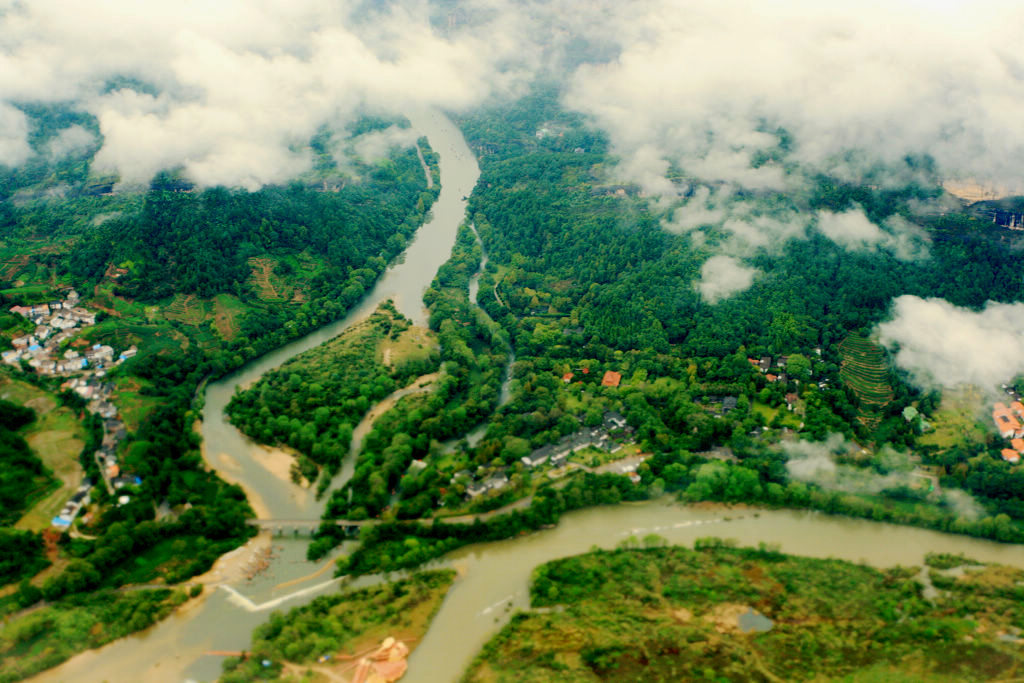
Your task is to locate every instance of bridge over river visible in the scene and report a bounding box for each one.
[245,518,378,535]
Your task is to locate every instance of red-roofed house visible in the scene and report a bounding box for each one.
[1012,438,1024,453]
[1002,449,1021,464]
[601,371,622,388]
[765,373,779,383]
[562,372,574,383]
[994,405,1022,439]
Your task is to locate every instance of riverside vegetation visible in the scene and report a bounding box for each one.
[6,85,1024,681]
[274,86,1024,578]
[220,570,454,682]
[0,105,438,678]
[463,541,1024,682]
[226,300,441,489]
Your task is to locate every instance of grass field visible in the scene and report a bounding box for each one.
[839,333,895,430]
[109,376,161,433]
[0,377,86,531]
[378,324,437,369]
[212,294,247,340]
[918,387,989,452]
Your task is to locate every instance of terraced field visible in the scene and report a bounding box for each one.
[247,257,288,302]
[162,293,210,325]
[839,333,894,430]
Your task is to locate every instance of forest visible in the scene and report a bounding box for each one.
[294,86,1024,571]
[464,543,1024,681]
[0,103,441,674]
[226,301,440,482]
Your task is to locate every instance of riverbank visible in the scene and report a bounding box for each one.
[463,544,1024,681]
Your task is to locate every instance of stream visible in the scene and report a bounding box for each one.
[30,112,1024,683]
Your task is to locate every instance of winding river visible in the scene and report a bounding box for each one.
[30,113,1024,683]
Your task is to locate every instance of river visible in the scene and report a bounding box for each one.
[30,113,1024,683]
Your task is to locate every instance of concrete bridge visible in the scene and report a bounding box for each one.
[245,518,379,536]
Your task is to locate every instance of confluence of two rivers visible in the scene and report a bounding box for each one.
[32,111,1024,683]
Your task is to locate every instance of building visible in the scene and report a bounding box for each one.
[521,447,552,468]
[601,371,622,388]
[993,403,1023,439]
[1002,449,1021,464]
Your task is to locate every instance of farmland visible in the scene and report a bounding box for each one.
[839,333,895,430]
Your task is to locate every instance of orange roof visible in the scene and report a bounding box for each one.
[562,372,574,382]
[765,373,778,382]
[995,402,1009,412]
[107,464,119,477]
[996,415,1022,432]
[1002,449,1021,463]
[601,370,622,387]
[1012,438,1024,453]
[581,367,590,374]
[1012,402,1024,416]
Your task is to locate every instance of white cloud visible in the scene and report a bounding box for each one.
[5,0,1024,197]
[697,255,759,303]
[878,295,1024,391]
[784,433,983,519]
[350,125,422,163]
[0,104,31,167]
[564,0,1024,196]
[0,0,535,188]
[46,125,97,160]
[814,208,930,260]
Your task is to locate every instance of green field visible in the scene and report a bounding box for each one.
[0,377,82,531]
[839,333,895,430]
[918,387,989,452]
[464,544,1024,682]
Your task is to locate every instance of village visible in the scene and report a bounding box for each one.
[3,289,140,530]
[449,409,640,502]
[993,395,1024,464]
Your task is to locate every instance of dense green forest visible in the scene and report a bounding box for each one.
[313,224,510,529]
[226,301,440,481]
[0,102,441,676]
[0,400,54,528]
[297,87,1024,572]
[464,543,1024,681]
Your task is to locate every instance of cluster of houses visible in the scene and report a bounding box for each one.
[1,290,145,528]
[62,376,138,494]
[459,469,511,500]
[52,480,92,530]
[450,411,635,501]
[520,411,632,469]
[561,368,622,388]
[3,290,138,375]
[993,401,1024,463]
